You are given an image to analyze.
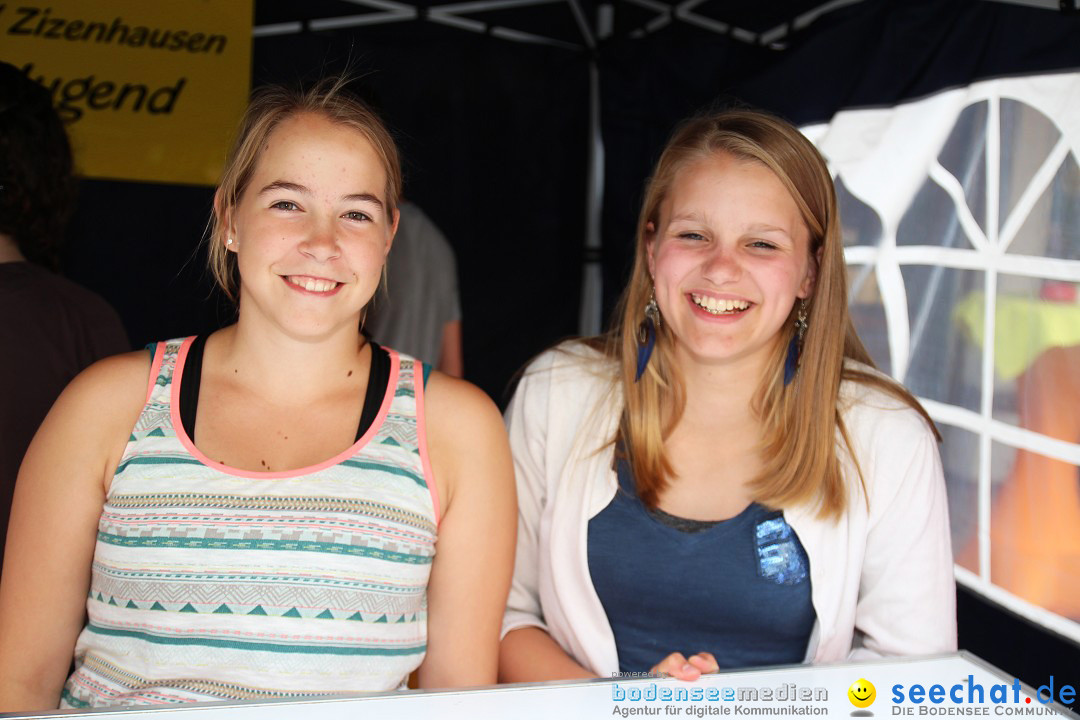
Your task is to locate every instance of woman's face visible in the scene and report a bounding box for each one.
[226,112,396,341]
[647,151,815,373]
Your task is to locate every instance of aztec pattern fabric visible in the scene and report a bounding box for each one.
[60,337,439,708]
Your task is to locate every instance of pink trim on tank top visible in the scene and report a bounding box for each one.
[168,335,399,479]
[413,363,440,527]
[144,343,166,404]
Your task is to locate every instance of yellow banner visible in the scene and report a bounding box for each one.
[0,0,252,186]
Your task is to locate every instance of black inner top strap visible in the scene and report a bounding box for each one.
[178,337,391,445]
[177,334,208,440]
[358,340,390,441]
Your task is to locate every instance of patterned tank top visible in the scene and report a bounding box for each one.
[61,337,439,708]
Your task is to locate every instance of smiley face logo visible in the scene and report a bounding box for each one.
[848,679,876,708]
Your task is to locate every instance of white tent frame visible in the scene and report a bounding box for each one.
[805,70,1080,644]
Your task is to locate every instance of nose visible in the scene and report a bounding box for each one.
[298,221,341,263]
[701,243,741,283]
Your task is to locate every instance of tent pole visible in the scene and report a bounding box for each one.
[578,59,605,337]
[577,1,605,336]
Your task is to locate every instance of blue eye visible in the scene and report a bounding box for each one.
[679,232,706,241]
[750,240,777,249]
[271,200,298,211]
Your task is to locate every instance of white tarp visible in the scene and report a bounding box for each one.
[804,71,1080,641]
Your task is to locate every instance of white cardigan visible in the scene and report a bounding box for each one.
[501,344,956,674]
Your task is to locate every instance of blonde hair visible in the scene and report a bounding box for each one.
[208,77,402,302]
[602,109,937,518]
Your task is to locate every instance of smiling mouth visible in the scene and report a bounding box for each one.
[690,293,752,315]
[853,693,870,700]
[284,275,342,293]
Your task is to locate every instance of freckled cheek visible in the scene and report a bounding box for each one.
[651,269,682,307]
[339,247,385,285]
[235,218,299,248]
[761,265,803,292]
[353,241,388,264]
[652,252,695,291]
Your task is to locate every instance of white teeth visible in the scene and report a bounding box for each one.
[691,294,749,315]
[288,276,337,292]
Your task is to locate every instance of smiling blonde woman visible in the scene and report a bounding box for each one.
[0,80,515,711]
[498,109,955,683]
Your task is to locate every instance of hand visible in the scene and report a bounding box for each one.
[650,652,719,682]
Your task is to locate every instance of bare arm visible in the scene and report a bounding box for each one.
[0,352,149,711]
[436,320,464,378]
[416,373,515,688]
[499,627,596,682]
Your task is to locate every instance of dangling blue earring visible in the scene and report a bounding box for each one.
[783,299,809,386]
[635,291,661,382]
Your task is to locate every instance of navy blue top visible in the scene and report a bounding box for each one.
[587,455,816,673]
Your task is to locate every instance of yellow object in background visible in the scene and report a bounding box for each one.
[954,290,1080,381]
[0,0,252,186]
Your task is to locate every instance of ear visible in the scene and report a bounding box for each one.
[798,245,822,299]
[384,206,399,257]
[213,188,237,252]
[645,221,658,279]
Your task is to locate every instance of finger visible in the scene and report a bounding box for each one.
[652,653,702,682]
[668,662,703,681]
[651,652,686,677]
[688,653,719,674]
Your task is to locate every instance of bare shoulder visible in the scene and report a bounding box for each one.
[422,371,513,515]
[59,350,152,419]
[423,371,505,445]
[37,350,152,480]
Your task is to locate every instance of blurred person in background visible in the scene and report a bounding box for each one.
[365,199,463,376]
[0,61,129,570]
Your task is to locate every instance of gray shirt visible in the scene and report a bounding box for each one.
[365,202,461,366]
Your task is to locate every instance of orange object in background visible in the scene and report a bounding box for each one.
[986,345,1080,620]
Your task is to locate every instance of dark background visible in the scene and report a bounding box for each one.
[53,0,1080,690]
[61,0,1080,404]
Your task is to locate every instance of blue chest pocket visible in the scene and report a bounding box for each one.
[755,515,809,585]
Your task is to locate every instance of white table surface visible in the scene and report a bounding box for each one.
[3,652,1076,719]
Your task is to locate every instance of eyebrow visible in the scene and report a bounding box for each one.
[668,215,794,237]
[342,193,385,209]
[258,181,307,196]
[745,224,793,237]
[258,181,385,209]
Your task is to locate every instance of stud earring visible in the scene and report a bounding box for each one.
[226,237,234,246]
[635,291,661,382]
[783,299,809,386]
